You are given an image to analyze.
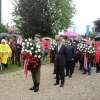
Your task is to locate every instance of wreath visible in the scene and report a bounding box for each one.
[22,38,42,69]
[50,39,57,50]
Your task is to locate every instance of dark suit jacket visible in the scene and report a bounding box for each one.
[65,45,75,61]
[55,44,66,68]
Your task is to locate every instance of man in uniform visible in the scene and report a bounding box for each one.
[29,35,41,92]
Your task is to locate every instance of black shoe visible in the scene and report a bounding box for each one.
[29,86,35,90]
[60,84,64,87]
[69,75,72,78]
[34,87,39,92]
[65,74,69,77]
[54,83,59,86]
[82,72,86,74]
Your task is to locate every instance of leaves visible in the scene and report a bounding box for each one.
[13,0,75,37]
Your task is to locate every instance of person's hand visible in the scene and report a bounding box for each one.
[72,58,74,61]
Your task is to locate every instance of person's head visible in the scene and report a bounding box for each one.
[55,35,63,45]
[67,40,71,45]
[34,37,41,44]
[1,39,7,45]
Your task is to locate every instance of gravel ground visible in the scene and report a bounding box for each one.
[0,64,100,100]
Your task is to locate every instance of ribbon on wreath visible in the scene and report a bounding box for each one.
[24,59,29,78]
[95,51,100,64]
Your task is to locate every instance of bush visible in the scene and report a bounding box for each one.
[0,24,8,33]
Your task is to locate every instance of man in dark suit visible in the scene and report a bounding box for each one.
[65,40,75,78]
[54,35,66,87]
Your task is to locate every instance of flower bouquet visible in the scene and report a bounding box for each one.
[50,39,57,50]
[77,43,95,70]
[21,38,42,77]
[77,43,95,55]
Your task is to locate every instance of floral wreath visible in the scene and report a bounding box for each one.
[22,38,42,69]
[77,43,95,55]
[50,39,57,50]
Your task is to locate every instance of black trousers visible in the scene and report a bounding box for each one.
[15,53,21,66]
[65,61,75,76]
[2,63,8,69]
[96,63,100,73]
[56,66,65,84]
[79,59,84,70]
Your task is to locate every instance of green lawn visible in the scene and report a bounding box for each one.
[0,63,23,74]
[0,59,49,74]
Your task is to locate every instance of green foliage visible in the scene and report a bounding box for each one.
[13,0,75,38]
[0,24,8,33]
[90,32,96,39]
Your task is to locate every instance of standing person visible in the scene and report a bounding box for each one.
[83,53,92,75]
[9,39,17,64]
[54,35,66,87]
[65,40,75,78]
[15,43,22,67]
[29,36,42,92]
[42,39,49,61]
[0,39,12,69]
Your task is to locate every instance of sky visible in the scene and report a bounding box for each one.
[2,0,14,25]
[1,0,100,34]
[73,0,100,34]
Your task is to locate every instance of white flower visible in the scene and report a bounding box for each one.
[22,42,25,46]
[25,39,27,42]
[38,49,41,52]
[30,43,33,46]
[24,49,27,52]
[27,45,29,47]
[52,48,54,50]
[36,45,40,48]
[35,51,38,53]
[27,42,29,44]
[34,55,37,57]
[31,47,34,50]
[28,38,31,41]
[38,55,41,58]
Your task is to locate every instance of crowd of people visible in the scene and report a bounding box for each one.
[0,34,99,92]
[50,35,98,88]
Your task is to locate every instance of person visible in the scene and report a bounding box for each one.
[9,39,17,64]
[42,39,49,61]
[54,35,66,87]
[15,43,22,66]
[0,39,12,69]
[65,40,75,78]
[29,36,42,92]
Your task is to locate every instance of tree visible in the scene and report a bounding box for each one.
[13,0,75,38]
[0,24,8,33]
[94,18,100,32]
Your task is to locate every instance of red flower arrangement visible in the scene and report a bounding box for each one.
[21,38,42,77]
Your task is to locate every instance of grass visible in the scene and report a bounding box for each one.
[0,59,49,74]
[0,63,23,74]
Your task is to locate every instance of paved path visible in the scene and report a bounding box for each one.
[0,64,100,100]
